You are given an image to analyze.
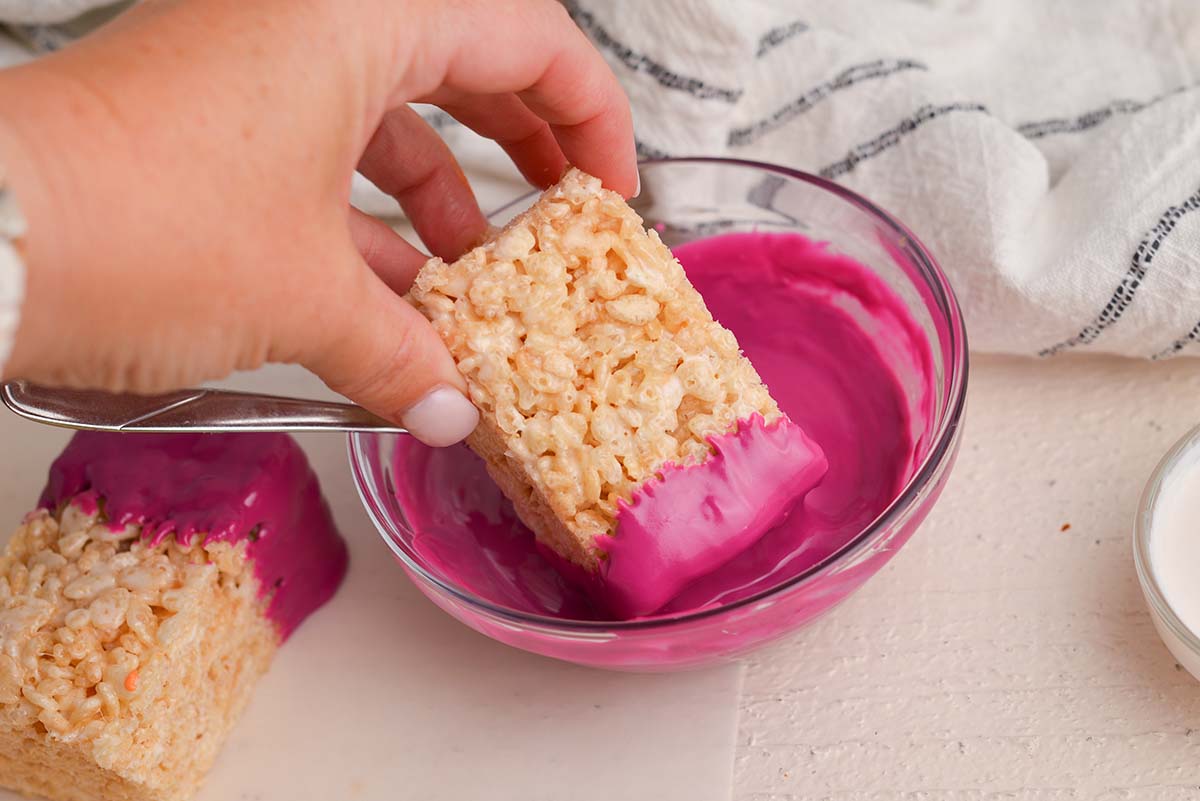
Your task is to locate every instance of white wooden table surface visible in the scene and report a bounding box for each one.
[734,354,1200,800]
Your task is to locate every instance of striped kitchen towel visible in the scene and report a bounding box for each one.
[415,0,1200,359]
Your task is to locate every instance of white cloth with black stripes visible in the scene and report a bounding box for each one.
[2,0,1200,362]
[420,0,1200,359]
[0,0,102,24]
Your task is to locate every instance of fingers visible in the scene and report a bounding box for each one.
[437,93,567,189]
[411,0,638,197]
[515,51,638,198]
[357,105,488,260]
[306,247,478,447]
[347,206,427,294]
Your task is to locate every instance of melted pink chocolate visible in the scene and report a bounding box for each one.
[392,231,928,621]
[40,432,348,639]
[596,414,826,618]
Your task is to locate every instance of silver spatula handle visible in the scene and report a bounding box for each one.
[1,380,406,434]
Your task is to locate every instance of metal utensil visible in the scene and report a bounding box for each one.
[1,380,406,434]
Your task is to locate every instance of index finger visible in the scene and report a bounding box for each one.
[409,0,638,197]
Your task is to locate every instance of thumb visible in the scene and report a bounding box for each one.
[306,255,479,447]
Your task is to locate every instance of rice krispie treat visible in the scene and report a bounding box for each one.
[410,168,827,617]
[0,432,347,801]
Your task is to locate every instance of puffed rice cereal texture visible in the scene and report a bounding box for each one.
[0,500,278,801]
[410,167,782,571]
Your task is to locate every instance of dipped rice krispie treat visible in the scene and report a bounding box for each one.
[0,432,347,801]
[410,168,827,617]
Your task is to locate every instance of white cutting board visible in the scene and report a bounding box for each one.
[0,364,742,801]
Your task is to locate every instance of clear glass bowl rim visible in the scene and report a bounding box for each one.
[1134,422,1200,655]
[347,156,970,633]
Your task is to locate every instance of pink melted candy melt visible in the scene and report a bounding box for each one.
[596,414,827,618]
[391,231,928,621]
[40,432,348,639]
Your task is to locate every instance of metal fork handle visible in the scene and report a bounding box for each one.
[1,380,406,434]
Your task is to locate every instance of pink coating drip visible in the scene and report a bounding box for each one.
[595,414,827,618]
[39,432,348,639]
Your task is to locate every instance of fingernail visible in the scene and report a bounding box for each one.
[632,168,642,198]
[401,386,479,447]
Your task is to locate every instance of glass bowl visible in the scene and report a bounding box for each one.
[349,157,968,672]
[1134,424,1200,680]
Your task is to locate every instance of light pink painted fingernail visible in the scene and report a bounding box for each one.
[402,386,479,447]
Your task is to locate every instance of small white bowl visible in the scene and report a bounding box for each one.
[1135,424,1200,679]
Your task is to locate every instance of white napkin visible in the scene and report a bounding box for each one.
[0,0,108,25]
[442,0,1200,360]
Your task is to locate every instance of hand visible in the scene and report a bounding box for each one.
[0,0,637,446]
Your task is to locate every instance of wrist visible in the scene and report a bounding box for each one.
[0,64,87,379]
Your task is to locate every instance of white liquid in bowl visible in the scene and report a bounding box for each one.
[1147,452,1200,677]
[1151,456,1200,625]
